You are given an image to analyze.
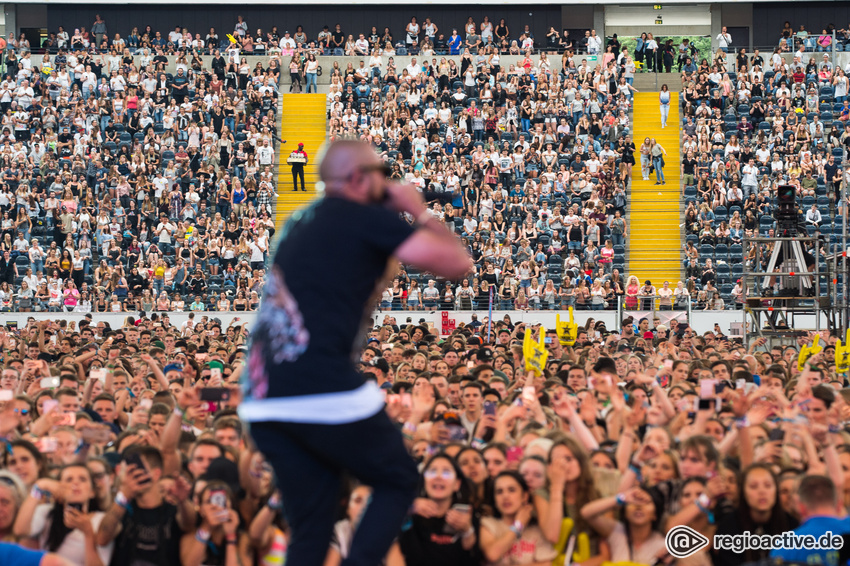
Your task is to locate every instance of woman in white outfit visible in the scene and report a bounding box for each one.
[659,83,671,128]
[639,137,652,181]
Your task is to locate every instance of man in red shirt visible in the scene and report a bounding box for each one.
[289,142,308,191]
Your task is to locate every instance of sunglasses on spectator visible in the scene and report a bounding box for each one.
[423,468,456,480]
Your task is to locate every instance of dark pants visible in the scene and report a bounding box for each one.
[292,165,305,191]
[250,410,418,566]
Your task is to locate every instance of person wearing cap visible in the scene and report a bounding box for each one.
[279,31,295,51]
[364,356,391,386]
[638,280,656,310]
[240,139,472,566]
[289,143,308,192]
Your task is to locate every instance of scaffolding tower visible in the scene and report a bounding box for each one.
[741,234,826,349]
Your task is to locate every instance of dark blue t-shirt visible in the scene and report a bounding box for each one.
[770,515,850,566]
[246,197,414,400]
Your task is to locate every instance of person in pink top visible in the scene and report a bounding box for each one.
[599,239,615,274]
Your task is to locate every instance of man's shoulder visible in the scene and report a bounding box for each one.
[798,515,850,534]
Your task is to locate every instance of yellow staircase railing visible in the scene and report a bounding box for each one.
[628,91,682,287]
[275,93,327,233]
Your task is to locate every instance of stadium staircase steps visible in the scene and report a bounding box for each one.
[628,91,683,286]
[275,94,327,234]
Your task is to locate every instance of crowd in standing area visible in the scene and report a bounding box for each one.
[0,304,846,566]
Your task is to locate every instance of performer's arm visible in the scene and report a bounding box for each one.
[386,183,473,279]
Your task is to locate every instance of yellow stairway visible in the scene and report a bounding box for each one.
[628,92,682,287]
[275,94,327,232]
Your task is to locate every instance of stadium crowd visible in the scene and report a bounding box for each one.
[0,12,651,315]
[7,14,850,315]
[675,39,850,310]
[0,307,845,566]
[331,42,642,312]
[777,22,850,53]
[0,16,283,315]
[0,11,847,566]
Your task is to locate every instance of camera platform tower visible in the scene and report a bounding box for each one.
[741,186,824,349]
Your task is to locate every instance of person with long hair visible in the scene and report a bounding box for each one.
[480,471,556,565]
[388,453,478,566]
[456,446,492,513]
[325,484,370,566]
[535,435,601,547]
[180,481,249,566]
[580,485,666,563]
[624,275,640,309]
[14,464,113,565]
[639,137,652,181]
[650,138,667,185]
[711,464,796,566]
[659,84,671,128]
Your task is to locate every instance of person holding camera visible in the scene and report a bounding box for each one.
[14,464,113,566]
[96,446,195,566]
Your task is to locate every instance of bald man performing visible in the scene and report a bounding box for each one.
[240,140,472,565]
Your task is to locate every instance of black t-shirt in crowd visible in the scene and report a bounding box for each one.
[249,197,414,399]
[682,157,697,175]
[398,515,480,566]
[110,502,182,566]
[826,161,841,185]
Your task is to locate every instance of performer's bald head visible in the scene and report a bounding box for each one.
[319,140,384,202]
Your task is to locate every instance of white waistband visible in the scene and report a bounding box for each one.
[238,381,384,424]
